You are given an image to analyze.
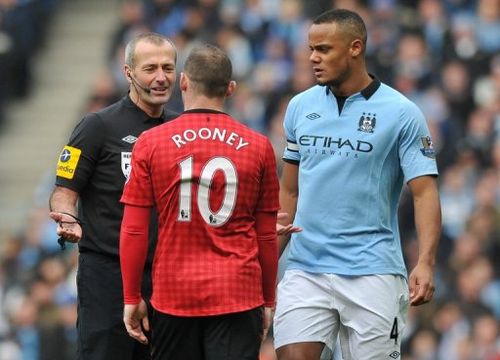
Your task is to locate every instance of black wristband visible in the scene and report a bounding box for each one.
[58,212,82,225]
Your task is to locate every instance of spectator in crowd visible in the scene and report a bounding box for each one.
[0,0,57,125]
[1,1,499,359]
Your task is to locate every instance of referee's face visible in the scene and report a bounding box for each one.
[130,40,177,106]
[308,22,354,88]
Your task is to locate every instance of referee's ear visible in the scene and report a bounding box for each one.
[225,80,236,98]
[124,65,133,84]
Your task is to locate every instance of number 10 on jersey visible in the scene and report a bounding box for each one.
[178,156,238,226]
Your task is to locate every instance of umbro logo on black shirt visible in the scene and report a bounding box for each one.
[122,135,138,144]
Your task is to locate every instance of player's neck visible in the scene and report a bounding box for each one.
[329,71,372,97]
[183,95,226,112]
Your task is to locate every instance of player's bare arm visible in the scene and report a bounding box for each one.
[407,175,441,306]
[49,186,82,243]
[278,162,300,256]
[262,306,274,342]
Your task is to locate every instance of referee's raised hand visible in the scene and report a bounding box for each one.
[49,211,82,243]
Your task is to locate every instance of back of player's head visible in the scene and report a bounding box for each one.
[184,44,232,98]
[124,32,177,68]
[313,9,367,48]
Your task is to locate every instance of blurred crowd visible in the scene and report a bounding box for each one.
[0,0,499,359]
[0,0,57,127]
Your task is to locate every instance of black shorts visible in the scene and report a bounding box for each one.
[150,306,263,360]
[76,252,152,360]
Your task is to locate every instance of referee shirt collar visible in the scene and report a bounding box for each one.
[325,74,381,100]
[123,94,168,123]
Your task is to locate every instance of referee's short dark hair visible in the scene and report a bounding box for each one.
[184,44,233,98]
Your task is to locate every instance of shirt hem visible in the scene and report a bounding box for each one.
[285,264,407,278]
[150,300,264,317]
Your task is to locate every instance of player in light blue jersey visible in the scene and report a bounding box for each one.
[273,9,442,360]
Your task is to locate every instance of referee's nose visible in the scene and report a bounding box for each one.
[155,69,168,84]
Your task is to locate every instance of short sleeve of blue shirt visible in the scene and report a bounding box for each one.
[398,101,438,182]
[283,95,301,163]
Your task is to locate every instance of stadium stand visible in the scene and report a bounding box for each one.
[0,0,498,359]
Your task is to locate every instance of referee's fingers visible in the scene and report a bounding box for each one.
[49,212,63,222]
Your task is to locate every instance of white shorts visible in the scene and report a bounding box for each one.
[273,270,409,360]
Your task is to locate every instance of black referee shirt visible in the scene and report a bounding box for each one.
[55,95,178,260]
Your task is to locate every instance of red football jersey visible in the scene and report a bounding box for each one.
[121,109,280,316]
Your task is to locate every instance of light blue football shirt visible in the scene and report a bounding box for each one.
[282,79,438,278]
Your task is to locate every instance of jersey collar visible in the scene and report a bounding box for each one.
[325,74,381,100]
[360,75,381,99]
[123,94,169,123]
[182,108,229,116]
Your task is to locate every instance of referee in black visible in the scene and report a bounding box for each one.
[49,32,177,360]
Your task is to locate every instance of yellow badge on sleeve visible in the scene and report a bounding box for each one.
[56,145,82,179]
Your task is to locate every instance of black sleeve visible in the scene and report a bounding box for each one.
[55,113,106,192]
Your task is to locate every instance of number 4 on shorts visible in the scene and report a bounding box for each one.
[390,317,398,345]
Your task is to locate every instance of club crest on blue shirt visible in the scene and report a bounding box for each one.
[420,136,436,158]
[358,112,376,133]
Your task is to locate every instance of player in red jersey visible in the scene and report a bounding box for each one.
[119,43,280,360]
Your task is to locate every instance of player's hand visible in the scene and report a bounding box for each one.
[124,299,149,345]
[277,212,302,236]
[408,262,435,306]
[49,212,82,243]
[262,306,274,341]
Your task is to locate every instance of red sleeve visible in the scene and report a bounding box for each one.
[120,204,151,304]
[255,210,278,307]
